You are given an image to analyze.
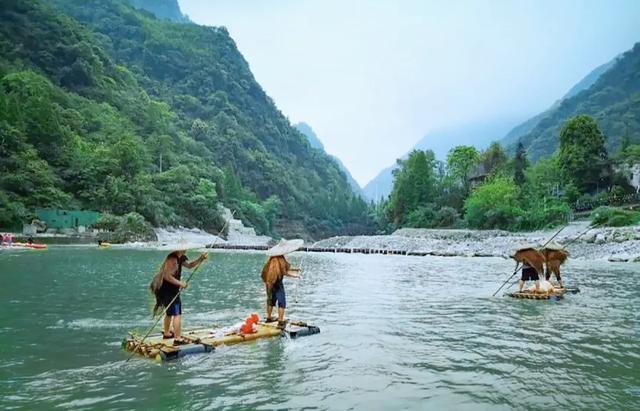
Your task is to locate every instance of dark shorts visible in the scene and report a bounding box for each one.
[165,298,182,316]
[268,286,286,309]
[521,267,539,282]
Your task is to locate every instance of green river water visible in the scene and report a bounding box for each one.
[0,247,638,410]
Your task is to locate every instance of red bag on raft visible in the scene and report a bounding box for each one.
[240,314,260,334]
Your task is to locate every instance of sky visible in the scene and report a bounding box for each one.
[179,0,640,186]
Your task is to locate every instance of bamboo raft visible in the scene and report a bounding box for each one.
[123,319,320,362]
[506,286,576,300]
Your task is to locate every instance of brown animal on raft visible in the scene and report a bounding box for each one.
[541,244,569,287]
[511,247,545,276]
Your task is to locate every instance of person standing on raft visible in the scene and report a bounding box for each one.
[262,239,303,328]
[512,244,545,293]
[149,248,208,345]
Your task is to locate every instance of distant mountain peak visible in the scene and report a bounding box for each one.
[294,122,324,150]
[362,119,516,202]
[500,50,625,151]
[500,44,638,160]
[294,122,362,195]
[127,0,188,22]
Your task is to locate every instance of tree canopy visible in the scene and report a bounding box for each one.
[558,115,610,192]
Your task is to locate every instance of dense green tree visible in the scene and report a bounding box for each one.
[558,115,610,192]
[513,141,528,187]
[480,142,508,176]
[619,144,640,164]
[387,150,438,226]
[524,156,564,199]
[446,145,480,193]
[463,176,523,230]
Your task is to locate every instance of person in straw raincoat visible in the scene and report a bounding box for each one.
[512,243,544,293]
[261,239,303,328]
[541,241,569,288]
[149,245,208,345]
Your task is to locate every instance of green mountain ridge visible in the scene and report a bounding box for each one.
[503,44,640,159]
[501,55,619,148]
[128,0,187,22]
[294,122,324,150]
[0,0,371,238]
[293,122,363,196]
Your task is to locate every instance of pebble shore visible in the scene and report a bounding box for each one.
[313,222,640,262]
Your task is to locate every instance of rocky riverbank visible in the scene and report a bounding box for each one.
[123,208,273,250]
[312,221,640,262]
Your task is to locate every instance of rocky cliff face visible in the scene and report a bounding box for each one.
[221,208,272,246]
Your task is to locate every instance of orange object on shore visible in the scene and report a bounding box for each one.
[10,242,48,249]
[240,314,260,334]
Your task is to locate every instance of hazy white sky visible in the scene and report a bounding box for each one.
[179,0,640,186]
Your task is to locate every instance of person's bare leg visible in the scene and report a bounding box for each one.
[266,285,274,320]
[277,307,285,322]
[163,315,171,335]
[172,315,181,339]
[535,280,541,292]
[519,280,524,292]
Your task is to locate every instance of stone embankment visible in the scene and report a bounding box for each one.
[312,222,640,262]
[137,219,639,263]
[127,208,273,249]
[220,208,271,247]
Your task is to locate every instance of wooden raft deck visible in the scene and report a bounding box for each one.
[506,288,567,300]
[123,320,320,362]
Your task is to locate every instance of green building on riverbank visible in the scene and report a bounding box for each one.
[35,209,101,229]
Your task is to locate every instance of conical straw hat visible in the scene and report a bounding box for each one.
[514,242,539,252]
[542,241,565,251]
[266,239,304,256]
[164,237,189,252]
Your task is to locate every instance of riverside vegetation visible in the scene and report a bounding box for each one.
[374,115,640,232]
[0,0,371,239]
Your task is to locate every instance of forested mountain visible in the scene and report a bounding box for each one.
[501,44,639,160]
[0,0,371,238]
[501,55,618,148]
[294,122,324,150]
[363,48,631,203]
[362,120,514,202]
[128,0,187,22]
[361,164,395,203]
[293,122,363,197]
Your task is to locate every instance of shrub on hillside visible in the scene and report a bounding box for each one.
[92,212,157,243]
[432,206,462,228]
[406,204,462,228]
[92,213,121,232]
[406,205,436,228]
[590,206,640,227]
[520,203,572,230]
[464,177,524,230]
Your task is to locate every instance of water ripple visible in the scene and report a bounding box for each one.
[1,250,639,409]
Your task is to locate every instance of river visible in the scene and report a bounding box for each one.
[1,247,638,410]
